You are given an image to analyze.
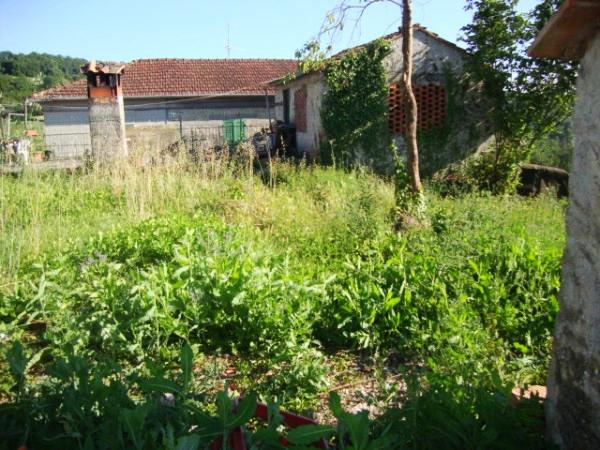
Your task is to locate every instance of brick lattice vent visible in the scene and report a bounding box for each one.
[388,83,447,135]
[294,85,307,132]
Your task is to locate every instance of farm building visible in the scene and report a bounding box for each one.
[529,0,600,447]
[32,58,297,159]
[270,25,493,174]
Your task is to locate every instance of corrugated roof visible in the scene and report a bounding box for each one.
[33,58,298,101]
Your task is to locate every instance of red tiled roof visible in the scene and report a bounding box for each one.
[33,58,298,101]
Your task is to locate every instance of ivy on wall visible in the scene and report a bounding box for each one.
[321,39,392,167]
[318,40,487,178]
[416,66,471,177]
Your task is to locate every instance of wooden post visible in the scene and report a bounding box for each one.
[265,88,271,123]
[179,113,183,141]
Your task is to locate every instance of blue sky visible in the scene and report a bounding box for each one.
[0,0,540,61]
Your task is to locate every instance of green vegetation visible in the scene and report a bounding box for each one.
[529,120,573,171]
[461,0,576,192]
[0,154,564,448]
[321,39,392,168]
[0,51,86,104]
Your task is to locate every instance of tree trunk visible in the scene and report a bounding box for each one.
[402,0,422,193]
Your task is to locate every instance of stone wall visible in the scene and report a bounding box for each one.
[546,32,600,449]
[88,96,128,163]
[387,30,493,176]
[384,29,464,84]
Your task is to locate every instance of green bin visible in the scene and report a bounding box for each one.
[223,119,246,146]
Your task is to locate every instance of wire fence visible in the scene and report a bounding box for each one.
[40,122,273,160]
[1,119,303,169]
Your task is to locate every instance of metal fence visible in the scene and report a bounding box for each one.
[41,122,271,161]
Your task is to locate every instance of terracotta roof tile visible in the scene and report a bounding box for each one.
[34,58,298,101]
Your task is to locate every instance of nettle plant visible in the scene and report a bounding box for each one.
[0,341,395,450]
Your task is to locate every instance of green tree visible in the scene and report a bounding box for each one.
[0,51,86,104]
[301,0,425,223]
[461,0,577,192]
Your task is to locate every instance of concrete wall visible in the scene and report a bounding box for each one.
[384,29,464,84]
[42,101,91,159]
[546,32,600,450]
[89,96,127,163]
[41,96,273,159]
[274,72,325,158]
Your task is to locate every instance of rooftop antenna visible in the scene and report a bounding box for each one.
[225,23,231,58]
[224,23,245,57]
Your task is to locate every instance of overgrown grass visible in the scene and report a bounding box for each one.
[0,155,565,448]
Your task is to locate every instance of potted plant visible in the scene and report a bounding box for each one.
[31,149,45,162]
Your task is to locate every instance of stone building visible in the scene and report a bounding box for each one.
[270,25,493,174]
[33,58,297,159]
[529,0,600,448]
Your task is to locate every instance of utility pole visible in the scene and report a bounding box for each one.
[264,88,271,122]
[7,113,25,138]
[24,99,28,129]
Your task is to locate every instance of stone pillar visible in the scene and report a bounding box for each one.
[82,61,127,164]
[546,33,600,449]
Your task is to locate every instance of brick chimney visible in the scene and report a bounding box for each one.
[81,60,128,164]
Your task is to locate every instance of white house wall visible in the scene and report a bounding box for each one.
[43,109,91,159]
[281,72,326,157]
[41,97,274,159]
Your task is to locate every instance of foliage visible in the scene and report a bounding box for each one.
[377,379,548,450]
[0,341,549,450]
[461,0,577,193]
[529,120,572,171]
[0,159,564,447]
[435,150,523,195]
[0,50,86,104]
[320,39,392,168]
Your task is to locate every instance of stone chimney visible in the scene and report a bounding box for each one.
[81,60,127,164]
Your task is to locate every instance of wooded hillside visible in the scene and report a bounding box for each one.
[0,51,86,104]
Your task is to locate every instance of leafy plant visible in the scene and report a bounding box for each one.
[461,0,577,193]
[0,161,564,448]
[321,39,392,169]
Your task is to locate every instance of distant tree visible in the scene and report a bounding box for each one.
[0,51,86,104]
[461,0,577,191]
[0,73,36,103]
[42,74,63,89]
